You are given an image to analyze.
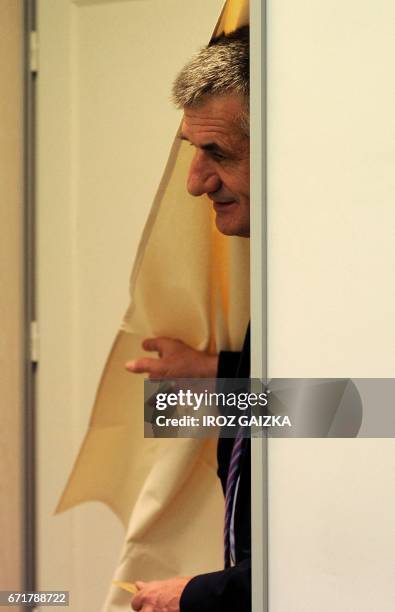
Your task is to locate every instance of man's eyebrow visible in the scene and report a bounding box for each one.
[178,134,226,153]
[201,142,224,153]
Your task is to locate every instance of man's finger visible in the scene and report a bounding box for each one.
[125,358,161,374]
[141,338,161,352]
[131,588,145,611]
[130,593,142,610]
[143,337,182,354]
[135,581,146,590]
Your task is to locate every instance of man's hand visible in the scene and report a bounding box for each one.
[125,337,218,379]
[131,577,191,611]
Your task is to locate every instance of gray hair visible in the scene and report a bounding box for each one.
[172,26,249,133]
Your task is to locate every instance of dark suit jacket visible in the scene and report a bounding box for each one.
[180,327,251,612]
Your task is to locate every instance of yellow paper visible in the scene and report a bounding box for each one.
[112,581,137,595]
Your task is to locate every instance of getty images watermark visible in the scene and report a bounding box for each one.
[144,378,395,438]
[153,386,291,429]
[144,378,291,438]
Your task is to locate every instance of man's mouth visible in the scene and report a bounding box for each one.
[212,200,237,212]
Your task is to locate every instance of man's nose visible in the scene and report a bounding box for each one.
[187,152,221,197]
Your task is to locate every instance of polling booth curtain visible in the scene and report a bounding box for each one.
[56,1,250,609]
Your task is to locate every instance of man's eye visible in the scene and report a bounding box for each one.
[211,151,226,161]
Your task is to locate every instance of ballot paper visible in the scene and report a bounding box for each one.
[112,581,137,595]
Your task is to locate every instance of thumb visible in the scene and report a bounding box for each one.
[125,357,162,375]
[135,581,146,590]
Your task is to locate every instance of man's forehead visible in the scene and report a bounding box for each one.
[181,94,247,145]
[180,119,234,143]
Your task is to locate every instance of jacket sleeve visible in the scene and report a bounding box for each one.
[179,558,251,612]
[217,351,242,378]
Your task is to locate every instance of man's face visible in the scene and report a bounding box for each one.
[181,93,250,237]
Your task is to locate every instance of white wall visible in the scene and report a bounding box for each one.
[36,1,223,610]
[267,2,395,610]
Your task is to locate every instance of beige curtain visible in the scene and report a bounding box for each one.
[56,1,250,609]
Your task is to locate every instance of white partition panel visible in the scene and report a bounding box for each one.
[267,2,395,611]
[250,0,267,610]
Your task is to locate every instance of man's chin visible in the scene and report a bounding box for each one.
[214,214,250,238]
